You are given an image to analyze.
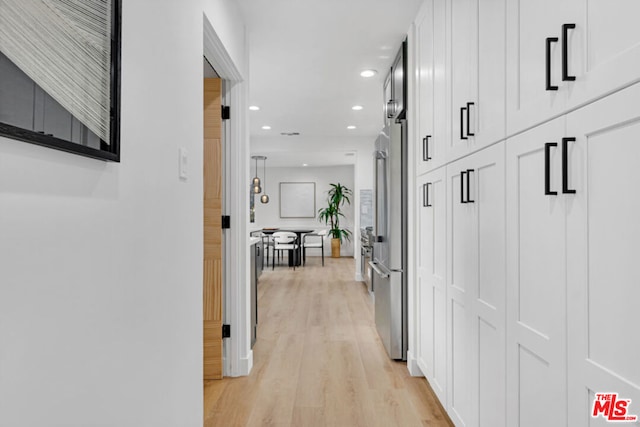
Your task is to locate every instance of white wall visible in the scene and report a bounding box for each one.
[0,0,247,425]
[253,165,356,256]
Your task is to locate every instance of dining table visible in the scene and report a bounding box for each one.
[261,228,315,267]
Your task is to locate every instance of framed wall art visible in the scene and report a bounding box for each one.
[279,182,316,218]
[0,0,122,161]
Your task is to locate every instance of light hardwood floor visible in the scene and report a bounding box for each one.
[204,257,453,427]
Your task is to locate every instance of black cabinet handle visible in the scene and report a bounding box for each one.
[460,107,468,140]
[461,170,467,203]
[423,135,432,161]
[562,24,576,81]
[545,142,558,195]
[466,102,475,137]
[423,182,432,207]
[562,137,576,194]
[466,169,474,203]
[546,37,559,91]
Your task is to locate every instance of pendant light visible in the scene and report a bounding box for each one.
[260,156,269,203]
[251,156,262,194]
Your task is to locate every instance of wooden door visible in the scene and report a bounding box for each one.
[566,83,640,426]
[203,78,223,380]
[506,117,568,427]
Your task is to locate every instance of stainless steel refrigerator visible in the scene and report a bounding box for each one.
[371,100,408,360]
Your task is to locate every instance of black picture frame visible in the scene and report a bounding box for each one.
[0,0,122,162]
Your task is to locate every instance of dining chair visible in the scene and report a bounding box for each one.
[272,231,299,270]
[260,232,274,269]
[302,229,329,266]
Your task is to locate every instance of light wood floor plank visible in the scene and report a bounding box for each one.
[204,257,453,427]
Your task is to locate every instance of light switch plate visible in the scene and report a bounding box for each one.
[179,147,188,180]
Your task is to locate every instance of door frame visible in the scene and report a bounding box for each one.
[203,16,252,377]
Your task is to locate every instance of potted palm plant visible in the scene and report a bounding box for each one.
[317,183,352,258]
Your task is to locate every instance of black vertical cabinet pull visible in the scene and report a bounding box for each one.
[460,170,467,203]
[423,135,432,161]
[562,137,577,194]
[466,102,475,137]
[466,169,474,203]
[423,182,432,207]
[545,142,558,195]
[562,24,576,81]
[460,107,468,140]
[546,37,559,91]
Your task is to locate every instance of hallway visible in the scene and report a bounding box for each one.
[204,258,452,426]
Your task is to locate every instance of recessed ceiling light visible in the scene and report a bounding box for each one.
[347,125,356,130]
[261,125,271,130]
[352,105,363,111]
[302,163,308,167]
[249,105,260,111]
[360,70,377,78]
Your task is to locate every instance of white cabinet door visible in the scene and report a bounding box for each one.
[416,166,448,405]
[473,0,506,150]
[563,0,640,117]
[449,0,506,161]
[506,0,573,134]
[506,117,568,427]
[468,143,506,427]
[566,83,640,426]
[415,0,447,175]
[446,159,475,427]
[447,143,506,427]
[449,0,476,161]
[507,0,640,137]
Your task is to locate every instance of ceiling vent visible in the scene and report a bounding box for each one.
[280,132,300,136]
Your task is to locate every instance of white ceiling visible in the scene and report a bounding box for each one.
[237,0,422,166]
[251,150,357,168]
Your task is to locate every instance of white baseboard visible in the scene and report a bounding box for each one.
[355,272,364,282]
[234,350,253,377]
[406,350,424,377]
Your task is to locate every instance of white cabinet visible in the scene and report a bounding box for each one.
[448,0,506,161]
[506,86,640,426]
[447,142,506,427]
[411,1,640,426]
[505,117,568,427]
[565,83,640,426]
[506,0,640,135]
[416,166,447,405]
[415,0,447,175]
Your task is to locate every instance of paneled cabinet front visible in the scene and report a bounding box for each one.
[505,117,569,427]
[448,0,506,161]
[565,83,640,426]
[416,166,448,406]
[446,142,506,427]
[506,0,640,136]
[415,0,447,175]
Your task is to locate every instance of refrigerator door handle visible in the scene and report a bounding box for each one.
[374,150,388,241]
[369,261,390,278]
